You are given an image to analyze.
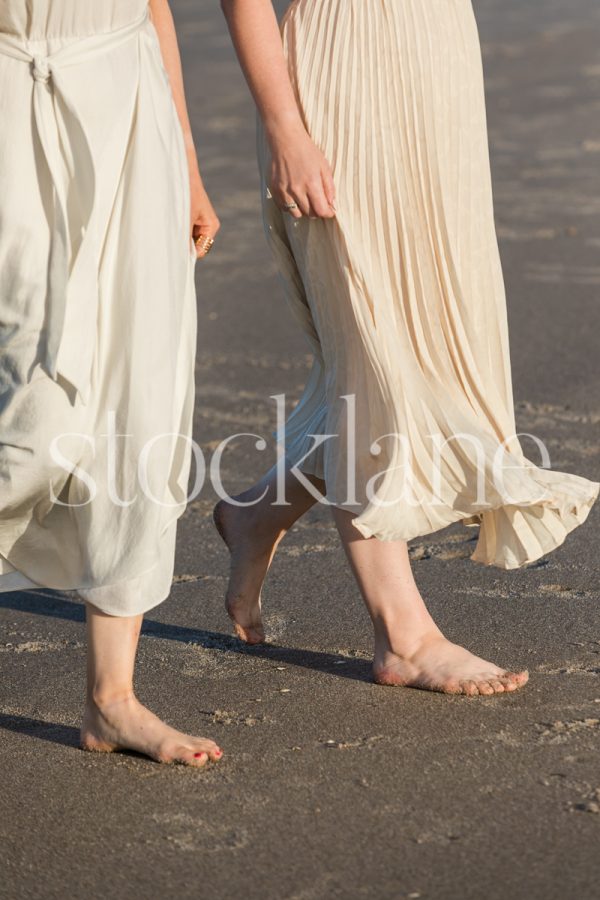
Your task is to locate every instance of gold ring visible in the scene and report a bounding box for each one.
[195,235,215,255]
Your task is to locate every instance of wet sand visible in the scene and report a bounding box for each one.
[1,1,599,897]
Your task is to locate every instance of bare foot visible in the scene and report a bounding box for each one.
[80,693,223,766]
[213,497,282,644]
[373,632,529,696]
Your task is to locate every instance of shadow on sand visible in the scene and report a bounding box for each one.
[0,713,80,748]
[0,588,372,682]
[0,588,374,753]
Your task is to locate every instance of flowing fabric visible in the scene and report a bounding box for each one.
[0,1,197,614]
[258,0,598,567]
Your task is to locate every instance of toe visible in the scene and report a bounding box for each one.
[476,680,496,696]
[499,671,527,692]
[207,745,223,762]
[247,627,266,645]
[191,739,223,762]
[459,680,479,696]
[487,678,506,694]
[234,623,265,645]
[233,622,247,641]
[190,751,209,768]
[440,679,462,694]
[173,747,210,767]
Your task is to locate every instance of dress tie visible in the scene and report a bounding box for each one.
[32,56,51,83]
[0,11,149,404]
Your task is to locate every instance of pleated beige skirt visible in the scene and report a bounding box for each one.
[258,0,598,567]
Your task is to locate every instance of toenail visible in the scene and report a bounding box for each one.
[215,749,223,757]
[194,752,207,759]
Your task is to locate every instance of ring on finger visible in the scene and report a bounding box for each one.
[195,234,215,255]
[283,202,299,212]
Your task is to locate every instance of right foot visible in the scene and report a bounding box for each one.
[213,497,282,644]
[80,693,223,766]
[373,632,529,696]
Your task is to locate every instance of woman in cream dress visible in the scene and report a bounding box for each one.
[217,0,599,695]
[0,1,222,764]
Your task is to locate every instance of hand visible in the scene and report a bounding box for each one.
[188,149,220,259]
[268,124,336,220]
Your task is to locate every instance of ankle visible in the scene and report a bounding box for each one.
[87,686,136,711]
[373,616,442,660]
[234,511,286,551]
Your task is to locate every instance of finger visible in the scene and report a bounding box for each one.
[310,195,336,219]
[193,219,219,239]
[271,188,303,219]
[277,193,306,219]
[290,192,311,218]
[195,241,213,260]
[284,196,304,220]
[307,184,336,219]
[192,219,221,259]
[322,168,337,214]
[194,229,216,259]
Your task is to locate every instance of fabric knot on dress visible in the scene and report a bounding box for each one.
[32,56,51,84]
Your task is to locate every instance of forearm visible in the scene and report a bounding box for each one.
[149,0,219,245]
[221,0,305,143]
[149,0,196,158]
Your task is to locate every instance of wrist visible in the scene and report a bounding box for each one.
[264,111,307,146]
[182,130,197,157]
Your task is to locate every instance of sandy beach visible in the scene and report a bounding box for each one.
[1,1,599,897]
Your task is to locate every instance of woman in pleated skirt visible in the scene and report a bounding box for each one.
[218,0,598,695]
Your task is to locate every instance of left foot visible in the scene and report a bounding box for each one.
[81,693,223,766]
[213,497,283,644]
[373,632,529,696]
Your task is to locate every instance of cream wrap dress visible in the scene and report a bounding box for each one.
[259,0,599,567]
[0,1,197,614]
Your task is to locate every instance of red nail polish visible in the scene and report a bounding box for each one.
[215,749,223,757]
[194,752,207,759]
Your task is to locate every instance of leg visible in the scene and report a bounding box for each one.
[213,460,324,643]
[80,604,223,765]
[333,509,529,696]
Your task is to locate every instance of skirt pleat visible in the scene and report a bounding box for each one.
[258,0,598,567]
